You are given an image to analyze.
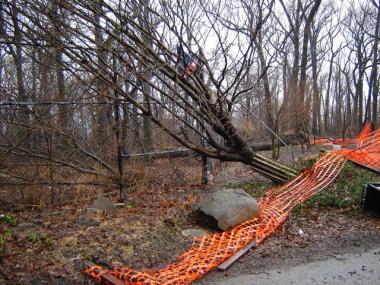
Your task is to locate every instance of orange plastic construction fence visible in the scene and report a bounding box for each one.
[314,122,373,147]
[344,127,380,171]
[355,122,373,144]
[85,126,380,285]
[311,137,330,145]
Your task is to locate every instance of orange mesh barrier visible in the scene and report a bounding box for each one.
[85,153,346,284]
[332,138,356,145]
[314,123,373,148]
[355,122,372,144]
[345,127,380,172]
[311,138,330,144]
[85,126,380,285]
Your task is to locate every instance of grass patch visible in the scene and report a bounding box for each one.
[226,158,377,213]
[27,231,47,243]
[295,156,319,173]
[226,181,275,197]
[0,214,17,225]
[0,216,16,258]
[295,161,378,211]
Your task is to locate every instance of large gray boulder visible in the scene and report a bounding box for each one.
[193,189,260,230]
[91,196,115,212]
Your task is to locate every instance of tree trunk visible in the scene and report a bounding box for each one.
[298,0,322,133]
[254,31,275,156]
[335,71,342,134]
[140,0,153,152]
[52,1,68,130]
[310,29,320,137]
[11,2,29,137]
[94,0,109,149]
[355,41,365,132]
[325,52,335,136]
[371,0,380,128]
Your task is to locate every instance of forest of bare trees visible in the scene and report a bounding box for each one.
[0,0,379,201]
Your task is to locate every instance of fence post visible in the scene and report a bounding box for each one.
[117,145,125,202]
[198,57,210,185]
[113,55,125,202]
[201,133,210,184]
[202,154,209,184]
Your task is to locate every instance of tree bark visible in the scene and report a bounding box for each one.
[254,30,275,156]
[310,26,320,137]
[11,1,29,137]
[94,0,110,149]
[371,0,380,128]
[52,1,68,130]
[298,0,322,133]
[140,0,153,152]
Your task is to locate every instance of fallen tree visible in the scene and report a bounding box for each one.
[1,0,297,183]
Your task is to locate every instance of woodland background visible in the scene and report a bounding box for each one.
[0,0,379,204]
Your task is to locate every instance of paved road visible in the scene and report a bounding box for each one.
[213,248,380,285]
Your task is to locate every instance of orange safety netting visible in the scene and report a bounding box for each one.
[356,122,373,144]
[314,122,374,147]
[333,123,372,147]
[344,127,380,171]
[85,126,380,285]
[332,138,356,146]
[311,138,330,145]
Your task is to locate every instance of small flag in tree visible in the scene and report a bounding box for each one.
[176,45,200,79]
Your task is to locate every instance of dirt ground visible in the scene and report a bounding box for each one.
[1,146,379,284]
[197,211,380,284]
[202,241,380,285]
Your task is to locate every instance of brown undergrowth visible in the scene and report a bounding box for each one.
[0,147,379,284]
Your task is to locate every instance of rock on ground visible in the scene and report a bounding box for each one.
[181,228,211,238]
[76,208,100,226]
[91,196,116,212]
[193,189,260,230]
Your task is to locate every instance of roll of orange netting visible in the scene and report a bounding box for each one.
[345,127,380,170]
[85,127,380,285]
[314,122,373,148]
[356,123,373,144]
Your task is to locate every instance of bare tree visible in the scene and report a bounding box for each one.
[344,2,372,132]
[51,0,68,130]
[3,0,376,192]
[297,0,322,138]
[370,0,380,128]
[1,1,30,138]
[1,0,297,184]
[323,16,344,136]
